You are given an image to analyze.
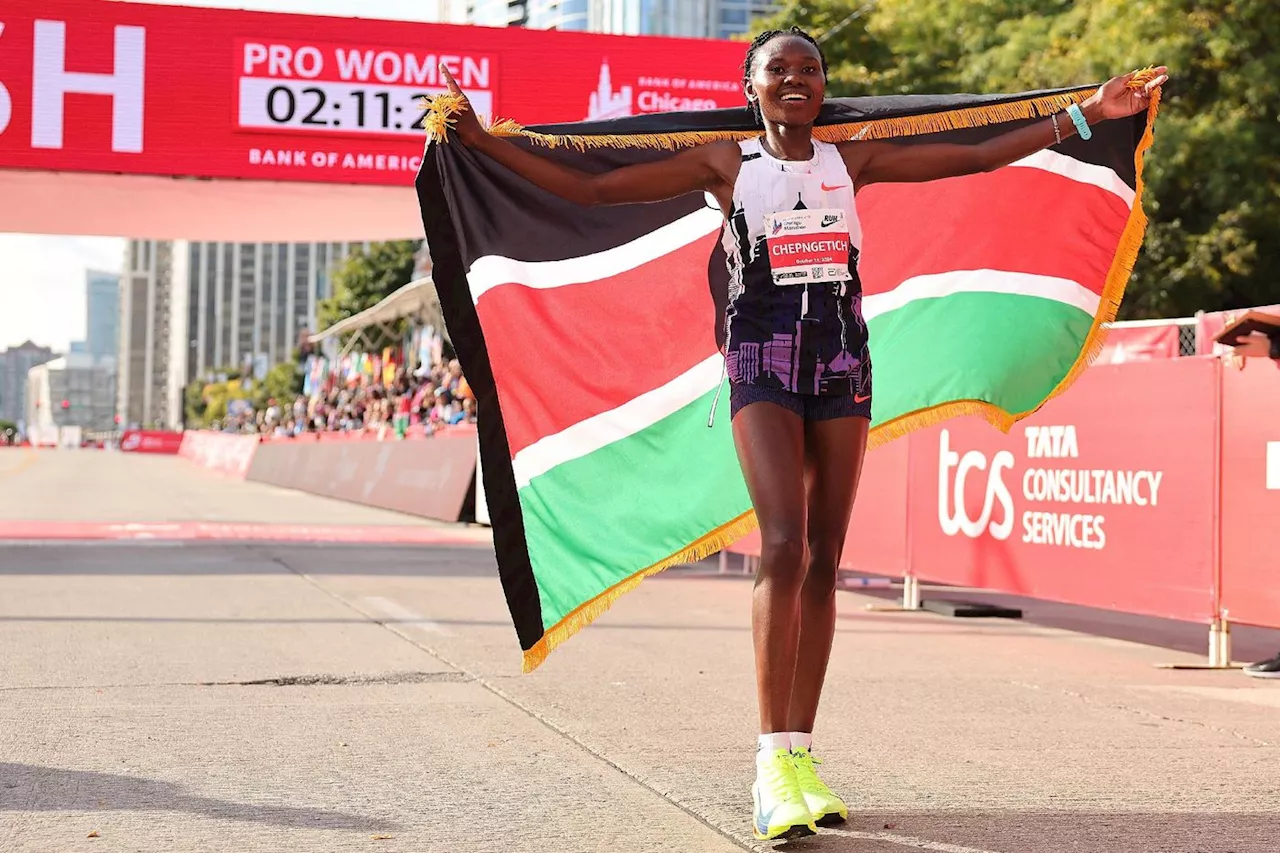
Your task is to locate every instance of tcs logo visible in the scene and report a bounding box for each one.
[937,429,1015,540]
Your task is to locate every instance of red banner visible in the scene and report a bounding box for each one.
[908,359,1219,622]
[1095,323,1180,364]
[178,431,260,479]
[246,432,477,522]
[1219,359,1280,628]
[118,429,183,454]
[0,0,745,187]
[1195,304,1280,356]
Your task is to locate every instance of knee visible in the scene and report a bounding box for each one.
[804,538,842,598]
[758,526,807,578]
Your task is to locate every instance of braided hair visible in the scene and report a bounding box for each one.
[742,26,829,127]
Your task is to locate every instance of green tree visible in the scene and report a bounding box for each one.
[318,240,418,348]
[253,360,303,410]
[183,379,207,428]
[755,0,1280,319]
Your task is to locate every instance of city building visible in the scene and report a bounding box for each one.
[118,240,366,429]
[466,0,776,38]
[0,341,55,428]
[119,239,176,429]
[465,0,528,26]
[85,269,121,358]
[25,353,118,437]
[527,0,589,30]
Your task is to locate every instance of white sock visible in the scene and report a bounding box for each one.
[789,731,813,752]
[757,732,791,761]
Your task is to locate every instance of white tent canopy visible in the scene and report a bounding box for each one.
[308,276,445,356]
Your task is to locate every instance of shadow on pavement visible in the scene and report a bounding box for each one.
[0,763,395,832]
[775,810,1275,852]
[0,544,495,578]
[853,584,1280,665]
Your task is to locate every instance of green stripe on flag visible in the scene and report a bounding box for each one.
[518,383,750,629]
[868,292,1094,427]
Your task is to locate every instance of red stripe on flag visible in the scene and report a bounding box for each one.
[477,232,721,458]
[857,167,1131,297]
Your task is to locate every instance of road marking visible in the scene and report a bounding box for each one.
[0,449,38,480]
[0,520,492,544]
[361,596,453,636]
[824,829,1003,853]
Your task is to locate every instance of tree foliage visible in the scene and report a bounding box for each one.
[253,360,303,410]
[318,241,418,348]
[755,0,1280,319]
[183,378,207,428]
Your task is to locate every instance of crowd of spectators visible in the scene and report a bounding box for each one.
[215,357,476,438]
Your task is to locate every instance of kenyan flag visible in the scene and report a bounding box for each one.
[416,86,1158,671]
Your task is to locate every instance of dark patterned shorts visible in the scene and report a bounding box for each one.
[729,383,872,422]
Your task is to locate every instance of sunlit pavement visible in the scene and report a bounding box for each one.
[1,450,1277,852]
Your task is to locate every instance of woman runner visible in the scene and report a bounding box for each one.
[438,30,1165,840]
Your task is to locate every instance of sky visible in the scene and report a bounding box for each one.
[0,0,456,353]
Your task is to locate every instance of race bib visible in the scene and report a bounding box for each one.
[763,208,852,285]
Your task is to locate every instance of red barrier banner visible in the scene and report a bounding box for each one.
[1095,324,1180,364]
[0,0,744,187]
[1195,304,1280,356]
[246,433,476,522]
[178,431,260,479]
[1219,359,1280,628]
[119,429,183,454]
[907,359,1220,623]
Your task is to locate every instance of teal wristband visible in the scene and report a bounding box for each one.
[1066,104,1092,140]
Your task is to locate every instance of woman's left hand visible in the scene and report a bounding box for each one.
[1085,66,1169,120]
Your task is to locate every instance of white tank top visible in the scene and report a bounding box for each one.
[720,137,870,396]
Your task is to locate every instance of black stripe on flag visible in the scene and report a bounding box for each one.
[416,152,545,654]
[437,139,706,266]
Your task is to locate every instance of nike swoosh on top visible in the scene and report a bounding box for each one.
[820,183,847,192]
[854,393,871,403]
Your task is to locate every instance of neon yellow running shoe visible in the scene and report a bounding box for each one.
[752,748,818,840]
[791,746,848,826]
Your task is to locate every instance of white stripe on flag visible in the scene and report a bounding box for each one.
[863,269,1101,322]
[1009,149,1136,207]
[512,353,724,489]
[468,207,722,302]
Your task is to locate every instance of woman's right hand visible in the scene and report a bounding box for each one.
[438,63,486,147]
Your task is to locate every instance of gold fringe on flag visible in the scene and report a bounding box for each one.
[420,84,1103,152]
[421,92,467,145]
[867,82,1162,449]
[482,89,1098,152]
[520,509,758,673]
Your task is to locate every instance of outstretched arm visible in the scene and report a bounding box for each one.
[437,65,732,206]
[846,68,1167,189]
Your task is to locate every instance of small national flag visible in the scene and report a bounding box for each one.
[417,85,1159,672]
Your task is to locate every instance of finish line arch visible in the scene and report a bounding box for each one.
[0,0,746,241]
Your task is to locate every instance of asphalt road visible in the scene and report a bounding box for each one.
[0,450,1277,852]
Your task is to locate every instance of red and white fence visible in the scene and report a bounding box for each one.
[727,356,1280,661]
[177,426,478,523]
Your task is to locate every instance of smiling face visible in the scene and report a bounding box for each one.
[745,34,826,128]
